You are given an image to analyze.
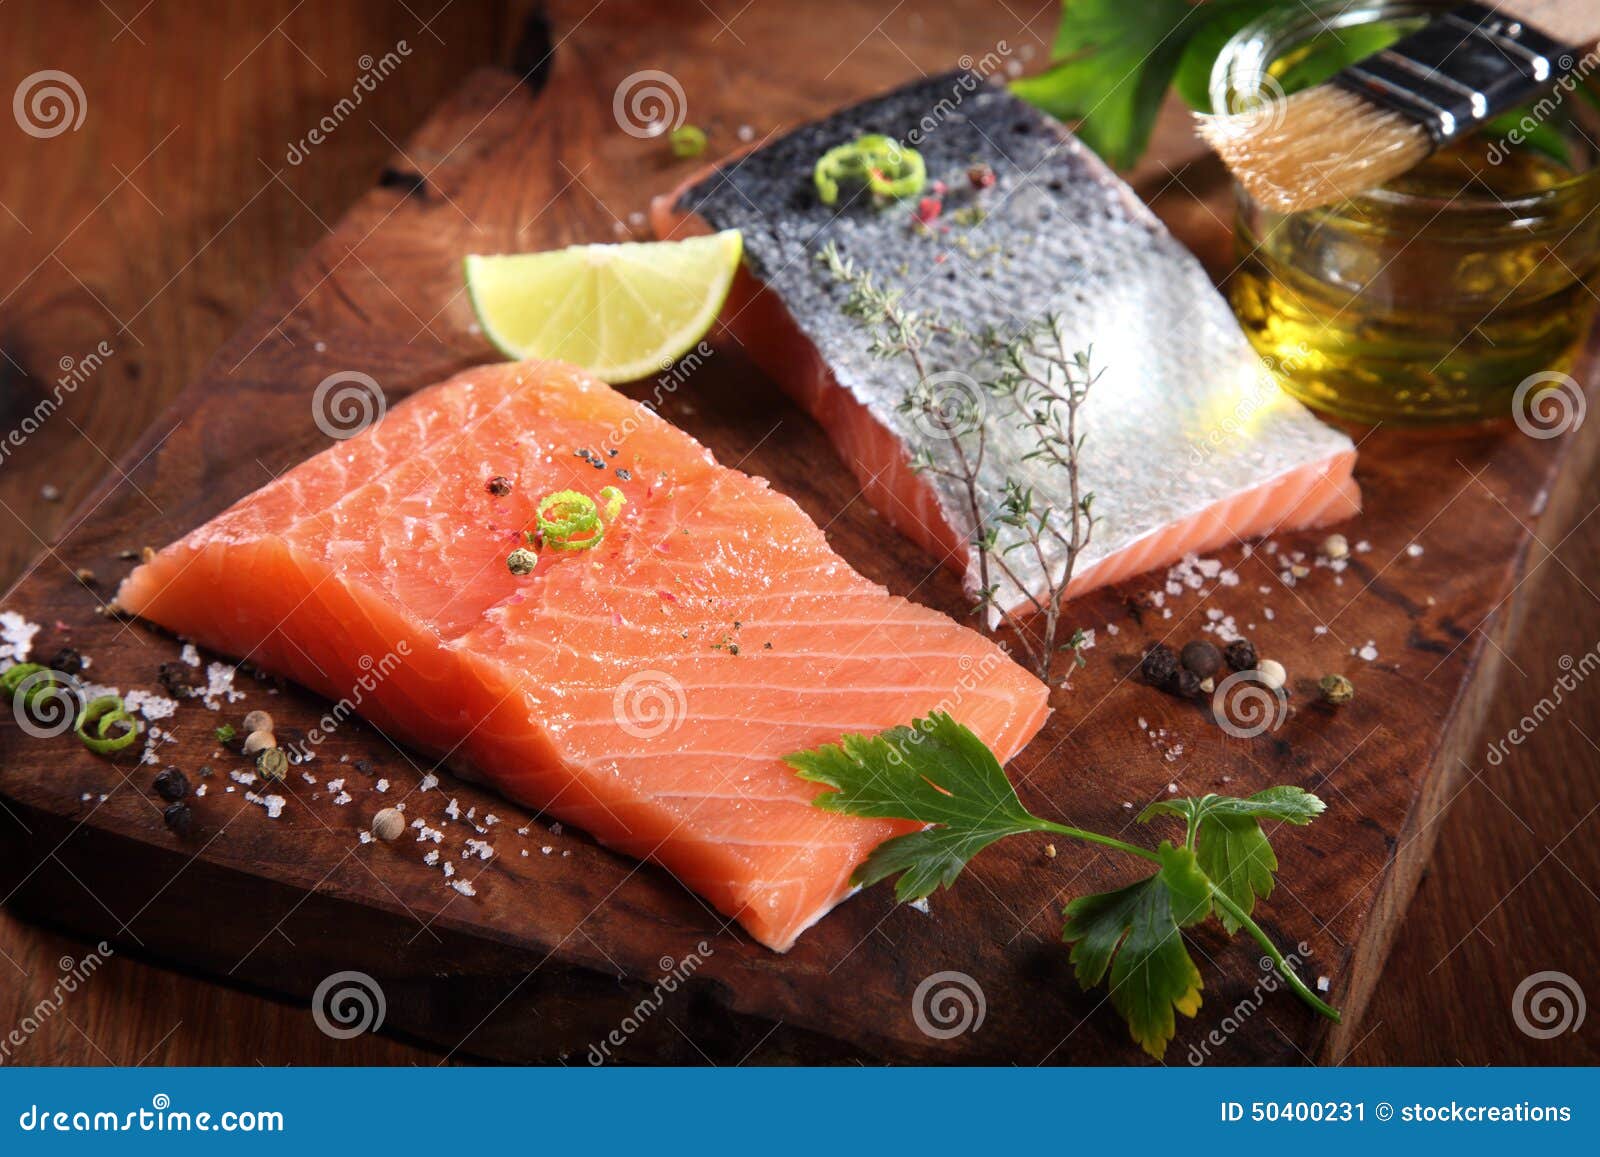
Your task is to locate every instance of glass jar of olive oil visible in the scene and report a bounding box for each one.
[1214,0,1600,425]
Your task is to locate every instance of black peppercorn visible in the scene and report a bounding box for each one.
[1141,643,1179,685]
[1224,638,1258,672]
[157,661,194,697]
[1173,667,1202,698]
[46,647,84,675]
[1180,640,1223,680]
[153,766,189,802]
[486,475,513,497]
[163,802,193,838]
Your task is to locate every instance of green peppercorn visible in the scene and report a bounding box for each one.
[257,746,289,782]
[1319,673,1355,706]
[507,547,538,576]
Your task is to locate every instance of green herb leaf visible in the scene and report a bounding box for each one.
[1010,0,1201,168]
[1061,841,1211,1058]
[1140,786,1324,932]
[215,723,237,744]
[786,712,1045,901]
[1172,0,1282,112]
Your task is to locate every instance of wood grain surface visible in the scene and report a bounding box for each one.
[0,0,1596,1066]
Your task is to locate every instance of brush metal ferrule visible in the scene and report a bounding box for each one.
[1333,2,1581,144]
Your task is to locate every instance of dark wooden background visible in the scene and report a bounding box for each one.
[0,0,1596,1065]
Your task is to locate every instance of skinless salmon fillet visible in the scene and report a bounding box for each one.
[116,360,1049,951]
[652,74,1360,619]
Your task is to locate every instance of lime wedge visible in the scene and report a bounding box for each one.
[463,230,742,382]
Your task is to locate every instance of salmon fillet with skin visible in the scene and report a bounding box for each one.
[116,360,1049,951]
[652,74,1360,620]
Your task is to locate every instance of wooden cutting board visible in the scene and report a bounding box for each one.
[2,0,1596,1065]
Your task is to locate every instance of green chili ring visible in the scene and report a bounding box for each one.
[1,662,48,698]
[75,694,140,755]
[814,135,925,205]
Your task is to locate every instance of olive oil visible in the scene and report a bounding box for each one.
[1230,124,1600,426]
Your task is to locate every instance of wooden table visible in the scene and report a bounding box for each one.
[0,0,1596,1066]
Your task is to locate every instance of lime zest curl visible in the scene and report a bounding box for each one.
[536,490,599,541]
[530,486,629,554]
[814,135,926,206]
[75,694,140,755]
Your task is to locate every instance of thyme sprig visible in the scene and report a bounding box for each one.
[819,242,1097,682]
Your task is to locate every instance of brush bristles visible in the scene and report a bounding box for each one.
[1198,86,1434,214]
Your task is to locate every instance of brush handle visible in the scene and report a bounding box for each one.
[1504,0,1600,49]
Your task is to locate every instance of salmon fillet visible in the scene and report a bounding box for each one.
[652,74,1360,619]
[116,361,1050,951]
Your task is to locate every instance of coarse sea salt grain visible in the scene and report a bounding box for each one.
[333,791,352,806]
[909,897,931,914]
[375,778,389,793]
[200,662,245,710]
[326,777,345,793]
[0,610,41,663]
[124,689,178,721]
[246,791,286,819]
[230,769,257,786]
[424,849,440,866]
[464,838,494,861]
[449,879,477,897]
[445,798,461,821]
[420,773,438,791]
[359,831,373,844]
[180,643,201,668]
[442,861,455,878]
[195,784,207,797]
[1357,642,1379,662]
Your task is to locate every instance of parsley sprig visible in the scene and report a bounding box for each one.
[788,712,1337,1058]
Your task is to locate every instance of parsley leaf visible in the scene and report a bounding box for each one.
[1062,842,1211,1058]
[1140,787,1324,932]
[1010,0,1202,168]
[787,712,1046,901]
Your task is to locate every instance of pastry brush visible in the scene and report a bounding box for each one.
[1198,0,1600,212]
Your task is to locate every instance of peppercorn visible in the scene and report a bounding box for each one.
[157,661,193,697]
[371,807,406,842]
[507,548,538,576]
[1319,673,1355,706]
[47,647,84,675]
[968,162,997,190]
[163,802,193,838]
[1321,533,1350,560]
[242,729,277,756]
[1141,642,1179,685]
[1180,640,1223,680]
[257,746,289,783]
[486,475,513,497]
[1173,667,1202,698]
[1256,659,1288,691]
[242,709,274,735]
[153,766,189,802]
[1223,638,1258,672]
[353,759,374,776]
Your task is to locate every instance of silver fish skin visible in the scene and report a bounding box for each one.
[671,73,1358,620]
